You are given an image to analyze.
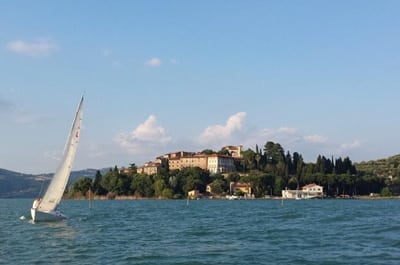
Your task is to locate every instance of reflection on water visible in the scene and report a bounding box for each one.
[42,220,77,240]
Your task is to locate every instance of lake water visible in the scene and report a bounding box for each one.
[1,199,400,265]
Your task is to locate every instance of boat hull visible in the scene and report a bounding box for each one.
[31,208,67,222]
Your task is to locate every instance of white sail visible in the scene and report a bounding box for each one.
[37,96,84,213]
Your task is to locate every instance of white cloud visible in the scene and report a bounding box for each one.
[113,112,364,165]
[199,112,246,145]
[304,134,328,144]
[240,126,349,161]
[114,115,172,154]
[6,39,59,57]
[338,140,361,153]
[258,127,299,139]
[145,57,162,67]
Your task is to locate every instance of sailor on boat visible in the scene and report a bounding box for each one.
[32,198,41,209]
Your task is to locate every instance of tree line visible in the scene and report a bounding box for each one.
[68,141,393,198]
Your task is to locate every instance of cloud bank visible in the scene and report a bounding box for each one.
[145,58,162,67]
[114,115,172,155]
[199,112,246,146]
[6,39,59,57]
[114,112,363,165]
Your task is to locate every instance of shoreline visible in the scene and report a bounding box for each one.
[62,195,400,200]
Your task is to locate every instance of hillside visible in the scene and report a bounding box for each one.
[0,168,102,198]
[355,154,400,178]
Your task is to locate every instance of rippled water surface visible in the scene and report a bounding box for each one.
[1,199,400,265]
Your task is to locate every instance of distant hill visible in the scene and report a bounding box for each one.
[355,154,400,177]
[0,168,105,198]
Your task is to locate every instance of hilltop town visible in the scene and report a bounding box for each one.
[126,145,243,176]
[68,141,399,200]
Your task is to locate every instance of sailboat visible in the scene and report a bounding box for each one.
[31,96,84,222]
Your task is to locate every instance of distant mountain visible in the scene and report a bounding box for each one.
[0,168,104,198]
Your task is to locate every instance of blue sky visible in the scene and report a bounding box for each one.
[1,1,400,174]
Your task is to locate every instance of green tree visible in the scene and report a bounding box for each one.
[208,179,227,195]
[226,172,240,183]
[263,141,285,165]
[101,166,131,195]
[168,175,180,195]
[241,148,256,171]
[285,151,293,176]
[93,170,107,195]
[161,188,174,198]
[183,175,203,195]
[296,154,304,178]
[115,173,130,195]
[129,163,138,174]
[273,176,285,196]
[131,174,154,197]
[249,173,275,197]
[201,149,215,155]
[381,187,392,197]
[101,168,119,195]
[154,178,166,198]
[217,147,230,156]
[71,177,93,196]
[179,167,211,194]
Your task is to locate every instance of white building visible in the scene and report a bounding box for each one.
[207,155,235,174]
[282,183,324,199]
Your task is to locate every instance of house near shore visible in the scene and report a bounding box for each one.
[282,183,324,199]
[188,189,200,199]
[230,182,252,196]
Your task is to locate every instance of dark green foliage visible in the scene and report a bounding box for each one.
[70,177,92,196]
[201,149,216,155]
[92,170,107,195]
[217,147,230,155]
[381,187,392,197]
[208,179,227,195]
[131,173,154,197]
[154,177,167,198]
[178,167,211,194]
[226,172,240,183]
[240,148,257,172]
[129,163,138,174]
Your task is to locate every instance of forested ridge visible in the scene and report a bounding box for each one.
[68,141,400,198]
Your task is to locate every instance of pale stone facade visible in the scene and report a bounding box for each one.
[168,157,181,171]
[207,155,235,173]
[180,154,208,169]
[137,161,161,175]
[138,146,243,175]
